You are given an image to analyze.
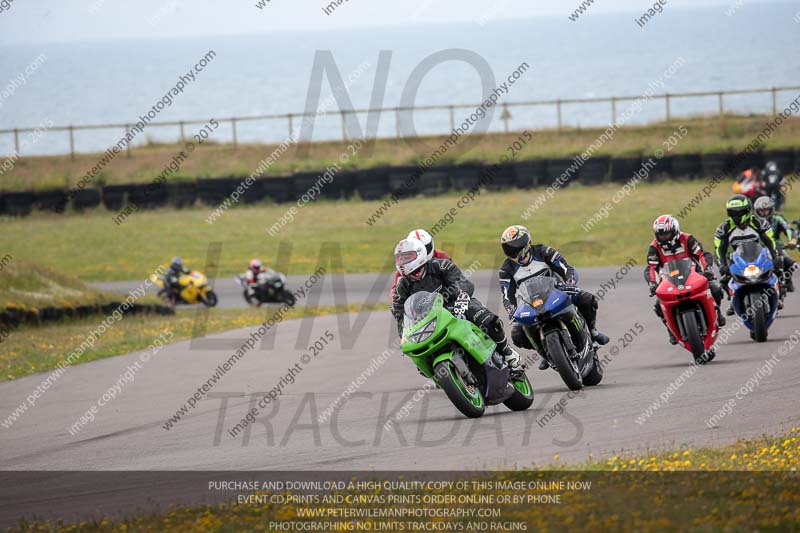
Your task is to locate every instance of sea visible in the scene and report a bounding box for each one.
[0,0,798,157]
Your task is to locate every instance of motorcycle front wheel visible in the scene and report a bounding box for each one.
[202,290,219,307]
[282,291,297,307]
[748,293,768,342]
[433,360,485,418]
[545,330,583,391]
[680,310,707,362]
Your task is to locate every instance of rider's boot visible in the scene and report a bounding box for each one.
[591,329,610,345]
[716,306,726,327]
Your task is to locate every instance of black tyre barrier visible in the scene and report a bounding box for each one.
[0,302,174,328]
[670,154,702,178]
[292,172,326,204]
[649,154,673,179]
[355,168,390,200]
[129,182,168,208]
[734,151,763,173]
[5,148,800,219]
[259,176,294,204]
[0,307,38,328]
[450,164,482,190]
[545,158,579,185]
[325,170,356,199]
[580,156,610,184]
[610,157,643,182]
[238,177,266,204]
[483,162,517,190]
[33,190,68,213]
[166,182,197,208]
[388,166,421,199]
[102,185,132,211]
[513,161,545,188]
[702,152,734,176]
[196,177,238,206]
[1,192,36,216]
[71,188,101,211]
[417,169,450,196]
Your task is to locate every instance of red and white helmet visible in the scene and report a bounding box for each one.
[653,215,680,245]
[407,229,434,261]
[249,258,263,272]
[394,238,428,280]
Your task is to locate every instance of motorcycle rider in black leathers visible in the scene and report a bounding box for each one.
[163,256,190,300]
[759,161,785,211]
[754,196,796,294]
[498,225,609,371]
[392,237,523,373]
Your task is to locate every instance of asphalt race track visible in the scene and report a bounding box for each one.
[2,267,800,526]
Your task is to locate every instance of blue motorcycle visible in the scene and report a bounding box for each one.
[513,276,603,391]
[728,241,779,342]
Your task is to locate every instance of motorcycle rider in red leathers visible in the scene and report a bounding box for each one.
[645,215,726,345]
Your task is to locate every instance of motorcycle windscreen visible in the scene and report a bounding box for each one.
[516,276,555,308]
[732,241,765,264]
[403,291,438,329]
[660,259,693,287]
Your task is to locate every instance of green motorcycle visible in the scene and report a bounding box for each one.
[401,291,534,418]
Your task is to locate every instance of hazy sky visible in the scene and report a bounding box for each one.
[0,0,741,45]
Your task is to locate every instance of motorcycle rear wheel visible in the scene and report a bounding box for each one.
[433,360,485,418]
[503,374,534,411]
[583,353,604,386]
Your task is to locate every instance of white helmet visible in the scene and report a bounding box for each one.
[407,229,434,261]
[394,238,428,279]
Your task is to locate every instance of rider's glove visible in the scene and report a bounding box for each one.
[648,282,658,297]
[505,304,517,320]
[718,264,730,277]
[452,291,470,320]
[565,277,577,286]
[701,270,715,281]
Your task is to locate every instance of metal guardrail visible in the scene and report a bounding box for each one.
[2,85,799,159]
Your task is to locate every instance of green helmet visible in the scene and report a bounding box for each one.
[726,194,752,228]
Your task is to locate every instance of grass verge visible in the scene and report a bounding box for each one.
[0,259,157,310]
[14,427,800,532]
[0,303,383,382]
[3,114,799,192]
[1,180,798,281]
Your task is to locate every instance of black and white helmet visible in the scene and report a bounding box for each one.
[754,196,774,219]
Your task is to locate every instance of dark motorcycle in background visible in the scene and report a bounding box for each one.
[235,271,296,307]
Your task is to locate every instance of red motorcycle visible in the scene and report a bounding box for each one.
[654,258,719,364]
[732,169,763,200]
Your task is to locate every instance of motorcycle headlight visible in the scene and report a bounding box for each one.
[407,319,437,344]
[743,264,762,279]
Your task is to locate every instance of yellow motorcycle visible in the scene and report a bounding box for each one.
[154,271,218,307]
